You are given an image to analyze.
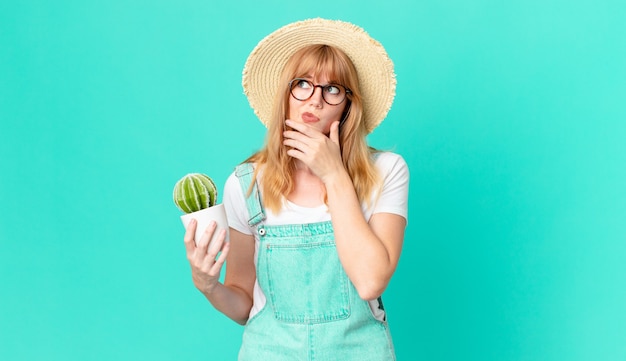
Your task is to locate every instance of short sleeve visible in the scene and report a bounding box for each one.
[223,171,254,235]
[370,152,410,221]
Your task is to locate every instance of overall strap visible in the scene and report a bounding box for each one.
[234,163,266,227]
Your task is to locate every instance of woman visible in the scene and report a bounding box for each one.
[184,19,409,360]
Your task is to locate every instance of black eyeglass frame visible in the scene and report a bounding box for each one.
[288,78,352,106]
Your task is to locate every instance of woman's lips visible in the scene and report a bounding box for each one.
[302,112,320,123]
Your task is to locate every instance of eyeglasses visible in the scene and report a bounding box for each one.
[289,78,351,106]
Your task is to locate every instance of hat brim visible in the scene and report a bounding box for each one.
[242,18,396,133]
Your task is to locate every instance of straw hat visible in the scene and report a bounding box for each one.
[242,18,396,133]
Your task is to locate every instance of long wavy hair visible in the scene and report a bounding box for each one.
[245,44,381,213]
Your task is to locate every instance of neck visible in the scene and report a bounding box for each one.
[294,159,312,173]
[288,161,326,206]
[293,161,322,184]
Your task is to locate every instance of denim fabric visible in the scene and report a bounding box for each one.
[234,164,265,226]
[235,163,396,361]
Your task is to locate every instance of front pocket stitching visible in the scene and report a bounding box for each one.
[265,243,351,324]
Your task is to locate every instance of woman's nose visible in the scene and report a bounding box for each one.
[309,86,324,106]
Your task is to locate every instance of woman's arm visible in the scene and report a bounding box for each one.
[325,174,406,300]
[184,221,256,325]
[283,120,407,300]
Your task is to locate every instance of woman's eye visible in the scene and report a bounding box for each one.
[297,80,311,89]
[325,86,340,95]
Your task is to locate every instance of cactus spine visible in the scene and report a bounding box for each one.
[173,173,218,214]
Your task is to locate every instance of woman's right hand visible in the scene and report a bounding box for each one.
[183,219,230,295]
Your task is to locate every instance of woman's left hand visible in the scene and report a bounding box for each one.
[283,119,343,182]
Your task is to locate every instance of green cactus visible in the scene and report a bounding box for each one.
[173,173,218,213]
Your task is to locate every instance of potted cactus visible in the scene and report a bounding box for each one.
[173,173,229,248]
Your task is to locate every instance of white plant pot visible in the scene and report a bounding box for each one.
[180,203,229,251]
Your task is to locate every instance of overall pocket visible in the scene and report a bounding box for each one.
[263,241,351,324]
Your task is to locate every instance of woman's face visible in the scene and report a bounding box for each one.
[287,74,348,135]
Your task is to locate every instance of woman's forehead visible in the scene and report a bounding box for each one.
[297,72,335,82]
[289,53,351,83]
[295,66,345,83]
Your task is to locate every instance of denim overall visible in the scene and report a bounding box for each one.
[235,163,396,361]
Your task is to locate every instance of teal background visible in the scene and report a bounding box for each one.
[1,0,625,360]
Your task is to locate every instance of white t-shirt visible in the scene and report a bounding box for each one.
[223,152,409,321]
